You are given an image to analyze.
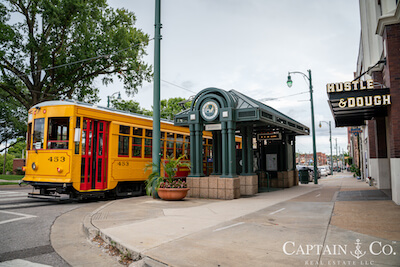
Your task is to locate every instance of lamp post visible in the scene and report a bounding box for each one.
[107,92,121,108]
[319,121,333,175]
[287,70,318,184]
[152,0,162,176]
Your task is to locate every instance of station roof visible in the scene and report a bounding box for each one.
[174,88,310,136]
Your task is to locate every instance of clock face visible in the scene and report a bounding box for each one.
[201,101,219,121]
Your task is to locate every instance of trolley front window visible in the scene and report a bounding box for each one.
[33,118,45,149]
[48,117,70,149]
[27,122,32,150]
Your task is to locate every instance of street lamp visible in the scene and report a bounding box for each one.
[319,121,333,175]
[287,70,318,184]
[107,91,121,108]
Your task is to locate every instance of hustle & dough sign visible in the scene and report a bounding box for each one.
[326,79,391,108]
[327,79,391,127]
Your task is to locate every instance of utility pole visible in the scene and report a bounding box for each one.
[2,140,7,175]
[335,138,338,171]
[152,0,162,175]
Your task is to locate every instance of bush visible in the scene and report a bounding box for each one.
[350,164,361,177]
[0,154,15,174]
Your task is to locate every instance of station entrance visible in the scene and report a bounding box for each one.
[174,88,309,199]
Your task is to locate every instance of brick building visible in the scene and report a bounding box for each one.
[296,152,327,166]
[348,1,399,204]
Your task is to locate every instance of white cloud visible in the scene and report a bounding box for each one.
[100,0,360,155]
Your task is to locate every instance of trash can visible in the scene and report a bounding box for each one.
[299,167,309,184]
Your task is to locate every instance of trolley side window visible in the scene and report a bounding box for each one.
[176,134,184,158]
[27,122,32,150]
[132,127,143,158]
[166,132,175,158]
[48,117,70,149]
[33,118,45,149]
[144,129,152,158]
[118,125,130,157]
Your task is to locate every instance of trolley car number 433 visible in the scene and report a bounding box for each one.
[48,156,66,162]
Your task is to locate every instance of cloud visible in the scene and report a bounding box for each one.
[101,0,360,155]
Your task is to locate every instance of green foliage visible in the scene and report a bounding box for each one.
[111,99,152,116]
[0,153,15,174]
[144,155,190,196]
[7,139,26,158]
[0,174,24,180]
[111,97,190,120]
[160,97,191,120]
[350,164,361,177]
[0,0,152,109]
[0,89,27,152]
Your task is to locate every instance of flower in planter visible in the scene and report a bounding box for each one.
[144,155,190,196]
[160,179,187,188]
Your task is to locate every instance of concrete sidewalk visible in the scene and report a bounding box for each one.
[53,172,400,266]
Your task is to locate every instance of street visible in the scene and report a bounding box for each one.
[0,185,84,266]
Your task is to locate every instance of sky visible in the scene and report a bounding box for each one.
[99,0,361,156]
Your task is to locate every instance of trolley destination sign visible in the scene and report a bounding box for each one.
[327,79,391,127]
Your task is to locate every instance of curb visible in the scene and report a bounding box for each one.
[82,199,168,266]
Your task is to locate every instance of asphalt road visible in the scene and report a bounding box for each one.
[0,185,84,266]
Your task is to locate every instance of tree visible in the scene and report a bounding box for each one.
[111,99,152,116]
[7,139,26,158]
[160,97,191,120]
[0,0,152,110]
[0,90,27,153]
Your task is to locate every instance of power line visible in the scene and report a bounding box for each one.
[259,91,309,102]
[161,79,197,94]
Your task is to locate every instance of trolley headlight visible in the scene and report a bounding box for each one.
[32,162,37,170]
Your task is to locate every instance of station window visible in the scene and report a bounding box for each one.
[48,117,70,149]
[33,118,45,149]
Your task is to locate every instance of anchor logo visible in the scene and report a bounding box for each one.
[350,239,366,259]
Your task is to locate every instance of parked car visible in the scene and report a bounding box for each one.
[318,166,329,176]
[306,166,321,181]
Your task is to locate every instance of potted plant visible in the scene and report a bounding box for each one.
[144,155,191,200]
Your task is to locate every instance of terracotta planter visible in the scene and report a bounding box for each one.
[157,188,190,201]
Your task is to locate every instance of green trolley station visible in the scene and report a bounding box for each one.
[174,88,310,199]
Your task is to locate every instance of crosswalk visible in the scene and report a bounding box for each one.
[0,190,55,210]
[0,259,52,266]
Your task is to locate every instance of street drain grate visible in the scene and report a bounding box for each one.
[336,190,391,201]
